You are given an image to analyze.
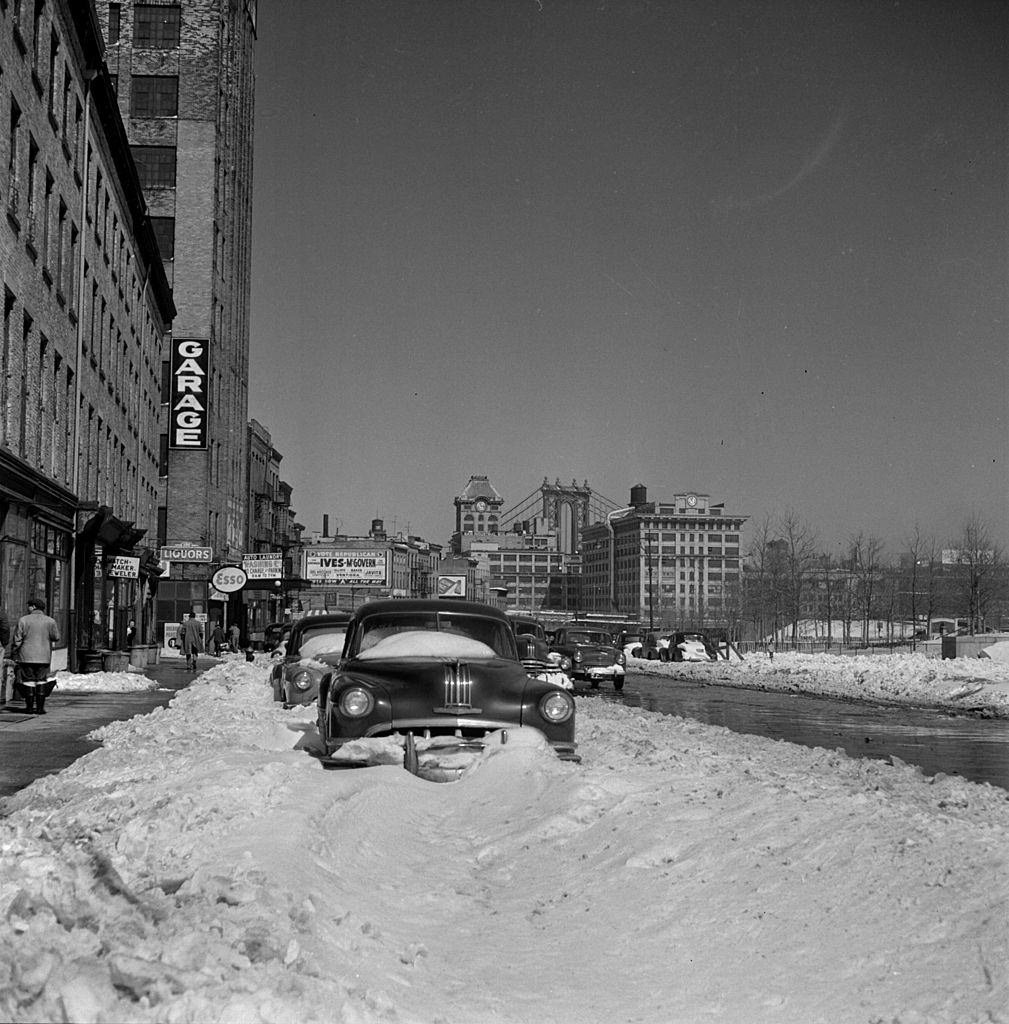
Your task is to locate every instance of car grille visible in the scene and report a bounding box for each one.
[436,662,481,713]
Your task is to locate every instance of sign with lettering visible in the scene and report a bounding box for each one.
[304,549,389,586]
[160,545,213,562]
[242,552,283,580]
[108,555,140,579]
[211,566,248,593]
[169,338,209,449]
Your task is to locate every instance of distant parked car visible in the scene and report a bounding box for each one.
[668,632,714,663]
[269,612,352,706]
[317,600,579,781]
[637,633,673,660]
[550,627,626,690]
[509,615,573,690]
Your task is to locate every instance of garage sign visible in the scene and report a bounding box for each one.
[169,338,209,449]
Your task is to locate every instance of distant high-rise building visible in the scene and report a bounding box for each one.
[94,0,257,629]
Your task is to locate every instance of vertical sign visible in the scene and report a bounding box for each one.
[169,338,209,449]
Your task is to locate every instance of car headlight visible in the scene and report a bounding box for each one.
[573,649,582,663]
[338,687,374,717]
[616,652,626,666]
[539,691,574,723]
[291,669,315,691]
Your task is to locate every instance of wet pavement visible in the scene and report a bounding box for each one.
[0,656,206,800]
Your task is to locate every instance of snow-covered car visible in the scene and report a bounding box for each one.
[550,627,626,690]
[317,599,579,781]
[669,632,714,662]
[509,615,574,690]
[270,612,352,706]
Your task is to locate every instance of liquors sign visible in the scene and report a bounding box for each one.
[169,338,209,449]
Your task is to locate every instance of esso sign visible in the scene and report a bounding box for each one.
[211,566,248,594]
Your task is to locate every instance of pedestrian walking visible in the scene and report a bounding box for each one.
[210,621,225,656]
[125,618,137,647]
[11,598,60,715]
[179,611,204,670]
[229,622,240,651]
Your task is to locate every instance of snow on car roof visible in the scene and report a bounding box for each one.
[356,630,498,661]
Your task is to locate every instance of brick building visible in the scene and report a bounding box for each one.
[1,0,174,668]
[93,0,257,635]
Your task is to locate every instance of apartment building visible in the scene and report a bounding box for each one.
[1,0,174,667]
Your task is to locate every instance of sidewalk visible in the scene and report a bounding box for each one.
[0,658,201,800]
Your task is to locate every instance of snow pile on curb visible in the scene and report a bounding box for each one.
[53,670,160,693]
[628,650,1009,716]
[1,658,1007,1023]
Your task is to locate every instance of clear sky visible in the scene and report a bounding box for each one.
[248,0,1007,556]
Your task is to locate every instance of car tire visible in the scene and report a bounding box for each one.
[559,656,573,672]
[614,679,624,692]
[646,650,655,660]
[590,680,600,689]
[659,650,669,662]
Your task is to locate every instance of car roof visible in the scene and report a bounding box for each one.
[291,612,353,634]
[351,598,511,621]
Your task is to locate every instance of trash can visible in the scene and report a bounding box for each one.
[102,650,129,672]
[941,636,957,660]
[129,645,148,669]
[79,649,104,673]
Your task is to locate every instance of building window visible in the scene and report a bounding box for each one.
[108,3,120,44]
[150,216,174,260]
[133,4,181,48]
[131,146,176,188]
[130,76,178,117]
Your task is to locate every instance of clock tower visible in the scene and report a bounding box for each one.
[452,475,505,551]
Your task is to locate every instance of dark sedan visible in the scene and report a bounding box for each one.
[317,599,578,781]
[270,611,352,706]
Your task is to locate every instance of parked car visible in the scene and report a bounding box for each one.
[270,612,352,706]
[618,632,646,658]
[509,615,573,690]
[637,633,673,660]
[317,599,579,781]
[549,626,626,690]
[668,632,715,662]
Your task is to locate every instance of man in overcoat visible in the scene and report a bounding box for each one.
[11,598,60,715]
[179,611,204,670]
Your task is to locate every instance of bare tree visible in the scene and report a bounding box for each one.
[952,511,1005,633]
[900,524,940,646]
[847,532,886,644]
[778,509,818,641]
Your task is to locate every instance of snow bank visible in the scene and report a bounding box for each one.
[53,669,160,693]
[628,650,1009,716]
[1,658,1007,1023]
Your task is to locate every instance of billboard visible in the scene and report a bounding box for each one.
[438,575,467,598]
[169,338,209,449]
[304,549,389,586]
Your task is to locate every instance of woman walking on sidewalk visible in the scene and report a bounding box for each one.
[11,599,60,715]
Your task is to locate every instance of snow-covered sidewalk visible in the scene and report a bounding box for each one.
[1,657,1007,1023]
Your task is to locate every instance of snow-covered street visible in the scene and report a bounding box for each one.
[2,655,1007,1024]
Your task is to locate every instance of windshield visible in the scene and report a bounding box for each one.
[297,628,348,659]
[352,611,518,660]
[566,631,611,646]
